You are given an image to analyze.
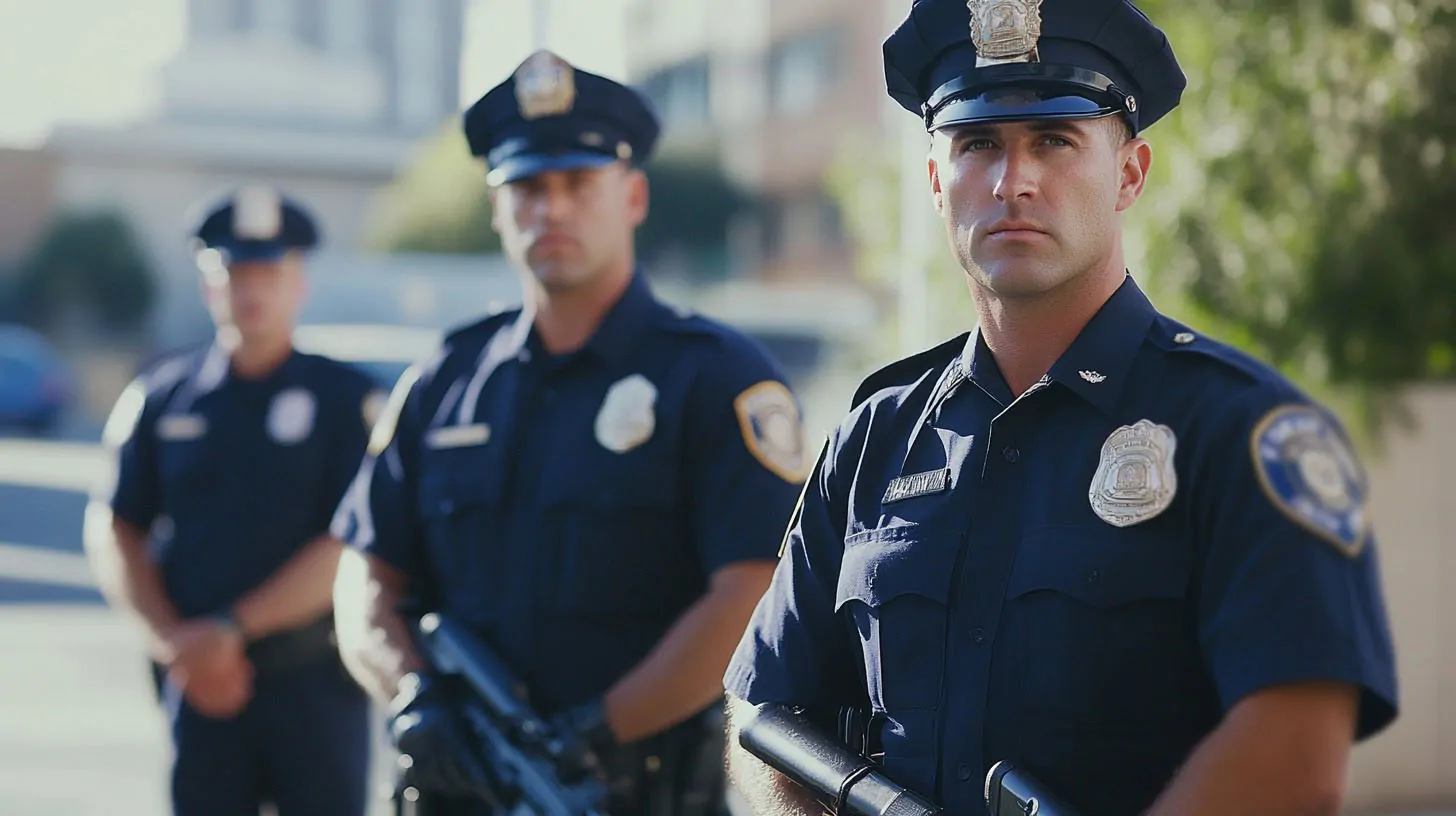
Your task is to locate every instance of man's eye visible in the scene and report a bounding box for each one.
[961,138,995,153]
[1043,135,1073,147]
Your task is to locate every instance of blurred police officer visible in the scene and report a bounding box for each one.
[330,51,807,814]
[86,186,383,816]
[724,1,1399,814]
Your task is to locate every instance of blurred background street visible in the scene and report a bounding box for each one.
[2,0,1455,813]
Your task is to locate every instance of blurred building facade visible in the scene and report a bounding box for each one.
[41,0,467,345]
[621,0,905,286]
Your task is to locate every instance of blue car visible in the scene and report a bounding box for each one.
[0,324,75,434]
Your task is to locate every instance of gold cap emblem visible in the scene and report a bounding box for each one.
[232,185,282,240]
[514,50,576,120]
[967,0,1044,67]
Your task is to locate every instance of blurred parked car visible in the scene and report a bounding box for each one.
[0,324,77,435]
[291,323,443,390]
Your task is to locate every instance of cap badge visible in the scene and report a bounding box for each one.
[232,185,282,241]
[968,0,1044,67]
[514,50,576,120]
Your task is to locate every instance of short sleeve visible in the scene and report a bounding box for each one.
[330,366,428,579]
[98,378,161,531]
[685,342,810,574]
[314,375,381,532]
[724,431,860,708]
[1194,386,1398,740]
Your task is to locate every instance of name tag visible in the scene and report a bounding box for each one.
[426,423,491,450]
[157,414,207,441]
[882,469,950,504]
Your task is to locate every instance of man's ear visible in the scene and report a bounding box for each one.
[488,186,505,235]
[928,155,945,215]
[1116,138,1153,213]
[626,166,650,228]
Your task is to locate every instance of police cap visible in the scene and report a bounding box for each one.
[462,50,661,187]
[190,185,319,265]
[884,0,1186,136]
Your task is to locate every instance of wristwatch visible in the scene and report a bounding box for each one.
[210,609,244,638]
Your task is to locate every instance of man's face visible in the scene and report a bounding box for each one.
[202,253,306,342]
[490,162,648,291]
[928,116,1150,299]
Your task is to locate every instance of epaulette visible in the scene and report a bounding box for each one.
[1149,317,1278,388]
[850,332,969,409]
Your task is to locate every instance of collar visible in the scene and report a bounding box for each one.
[520,270,660,368]
[581,270,659,366]
[1045,274,1156,415]
[959,273,1157,415]
[193,342,231,396]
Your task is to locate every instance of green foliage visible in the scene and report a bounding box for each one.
[12,210,156,334]
[367,125,501,255]
[1132,0,1455,438]
[829,0,1456,443]
[367,122,756,281]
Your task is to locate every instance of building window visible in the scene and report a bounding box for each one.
[768,28,838,114]
[638,58,711,127]
[395,1,442,130]
[761,190,844,258]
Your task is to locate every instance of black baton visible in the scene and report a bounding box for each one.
[739,703,941,816]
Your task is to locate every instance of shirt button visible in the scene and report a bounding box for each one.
[1002,446,1020,463]
[973,628,985,644]
[957,762,974,782]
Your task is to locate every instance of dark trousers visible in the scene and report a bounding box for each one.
[157,659,371,816]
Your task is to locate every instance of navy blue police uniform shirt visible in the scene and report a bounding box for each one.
[725,275,1399,815]
[333,272,808,713]
[102,345,381,618]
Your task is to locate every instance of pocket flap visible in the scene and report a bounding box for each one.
[835,524,958,611]
[417,448,504,517]
[1006,525,1189,608]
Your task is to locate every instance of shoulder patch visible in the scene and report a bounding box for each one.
[367,366,422,457]
[851,333,969,409]
[1251,404,1370,557]
[101,380,148,449]
[735,380,808,483]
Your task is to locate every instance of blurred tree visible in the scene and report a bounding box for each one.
[828,0,1456,441]
[11,210,156,335]
[367,122,757,281]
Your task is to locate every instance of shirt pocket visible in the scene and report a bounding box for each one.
[560,475,687,618]
[834,523,960,713]
[416,447,505,620]
[156,433,217,509]
[1000,524,1193,730]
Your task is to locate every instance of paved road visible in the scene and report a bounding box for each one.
[0,440,400,815]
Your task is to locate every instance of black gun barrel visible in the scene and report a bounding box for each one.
[985,761,1080,816]
[739,703,941,816]
[414,612,607,816]
[418,613,562,750]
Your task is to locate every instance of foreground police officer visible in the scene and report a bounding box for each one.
[330,50,807,814]
[86,187,381,816]
[725,1,1399,814]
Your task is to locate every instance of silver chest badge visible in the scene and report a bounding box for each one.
[267,387,316,445]
[1089,419,1177,527]
[595,374,657,453]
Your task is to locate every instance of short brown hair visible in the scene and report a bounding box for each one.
[1102,115,1133,145]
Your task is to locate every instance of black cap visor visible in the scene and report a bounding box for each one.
[924,64,1138,132]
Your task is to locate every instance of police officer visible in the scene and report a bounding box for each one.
[85,187,382,816]
[724,1,1399,814]
[329,50,807,814]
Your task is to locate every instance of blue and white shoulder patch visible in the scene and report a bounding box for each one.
[1251,404,1370,557]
